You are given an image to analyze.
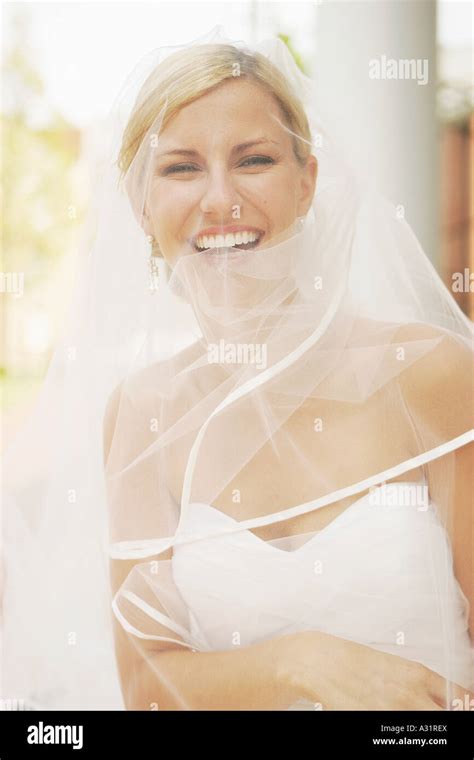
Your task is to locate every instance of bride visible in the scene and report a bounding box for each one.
[103,33,473,711]
[2,29,472,713]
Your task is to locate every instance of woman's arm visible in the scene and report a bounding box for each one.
[124,635,296,711]
[121,628,472,711]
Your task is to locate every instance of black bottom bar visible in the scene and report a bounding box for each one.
[0,709,473,758]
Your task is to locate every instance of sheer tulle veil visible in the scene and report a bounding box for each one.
[2,26,473,711]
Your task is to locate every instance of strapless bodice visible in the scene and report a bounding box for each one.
[171,482,473,704]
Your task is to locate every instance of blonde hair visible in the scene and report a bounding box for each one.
[118,43,312,175]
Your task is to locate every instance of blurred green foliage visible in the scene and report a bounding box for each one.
[2,47,83,287]
[1,26,84,412]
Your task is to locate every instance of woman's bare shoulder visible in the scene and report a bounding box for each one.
[353,317,472,419]
[394,323,473,436]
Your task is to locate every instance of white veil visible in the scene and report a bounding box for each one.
[2,26,473,711]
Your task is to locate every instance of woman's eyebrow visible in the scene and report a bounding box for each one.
[232,138,279,153]
[158,148,200,158]
[157,138,279,159]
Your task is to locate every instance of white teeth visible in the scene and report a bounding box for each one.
[194,230,261,250]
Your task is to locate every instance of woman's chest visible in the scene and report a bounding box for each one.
[164,386,421,541]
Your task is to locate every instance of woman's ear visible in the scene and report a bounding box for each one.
[297,155,318,216]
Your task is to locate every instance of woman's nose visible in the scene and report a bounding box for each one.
[199,167,241,217]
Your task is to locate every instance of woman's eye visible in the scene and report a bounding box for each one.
[160,156,275,175]
[164,163,200,175]
[240,155,275,168]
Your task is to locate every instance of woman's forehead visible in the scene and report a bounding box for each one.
[156,79,290,150]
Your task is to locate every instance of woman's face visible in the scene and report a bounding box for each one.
[142,78,318,267]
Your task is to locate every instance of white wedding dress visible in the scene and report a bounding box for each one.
[171,482,473,709]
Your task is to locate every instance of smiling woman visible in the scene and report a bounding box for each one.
[2,27,473,713]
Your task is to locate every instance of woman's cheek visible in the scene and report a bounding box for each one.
[164,183,203,215]
[253,178,296,222]
[150,186,194,234]
[241,172,295,207]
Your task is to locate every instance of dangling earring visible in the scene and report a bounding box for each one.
[146,235,161,292]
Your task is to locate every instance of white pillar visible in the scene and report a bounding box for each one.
[314,0,438,264]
